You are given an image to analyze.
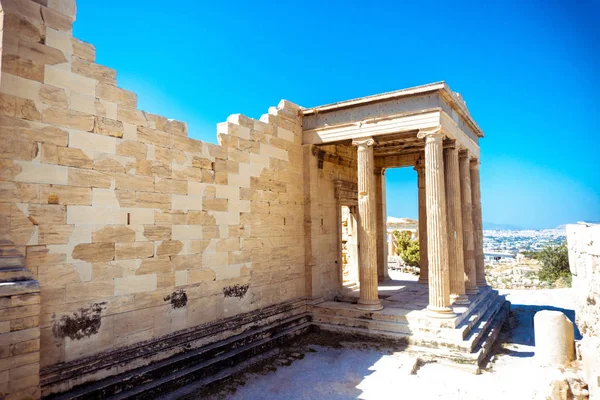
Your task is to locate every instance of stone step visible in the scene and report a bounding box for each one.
[313,313,413,335]
[0,266,32,281]
[46,314,312,400]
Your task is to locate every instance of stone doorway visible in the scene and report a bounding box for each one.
[341,205,359,287]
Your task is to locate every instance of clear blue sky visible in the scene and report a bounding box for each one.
[74,1,599,229]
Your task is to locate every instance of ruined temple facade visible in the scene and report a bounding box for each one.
[0,1,508,398]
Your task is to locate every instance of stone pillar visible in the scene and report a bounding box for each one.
[353,138,383,311]
[459,151,478,294]
[534,310,575,366]
[375,168,390,281]
[470,158,487,287]
[414,158,428,284]
[419,129,454,318]
[443,142,469,305]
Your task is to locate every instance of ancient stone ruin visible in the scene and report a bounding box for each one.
[0,0,509,398]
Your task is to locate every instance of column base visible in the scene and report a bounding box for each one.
[450,294,471,305]
[426,305,456,319]
[357,300,384,311]
[466,287,480,295]
[417,277,428,284]
[476,280,488,287]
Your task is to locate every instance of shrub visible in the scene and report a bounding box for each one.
[537,242,571,286]
[393,230,420,267]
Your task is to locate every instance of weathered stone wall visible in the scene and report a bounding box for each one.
[567,222,600,398]
[303,144,357,299]
[0,0,309,379]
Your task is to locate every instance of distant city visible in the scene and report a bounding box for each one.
[483,227,566,255]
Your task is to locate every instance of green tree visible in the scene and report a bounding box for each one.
[537,242,571,285]
[393,230,420,267]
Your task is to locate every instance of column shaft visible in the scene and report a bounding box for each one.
[444,143,469,304]
[470,159,487,287]
[415,158,428,284]
[354,138,383,311]
[422,131,454,318]
[459,152,478,294]
[375,169,389,281]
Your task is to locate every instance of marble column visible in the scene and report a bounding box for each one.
[419,128,454,318]
[444,142,469,305]
[459,151,479,294]
[470,158,487,287]
[353,138,383,311]
[414,158,428,284]
[375,168,390,281]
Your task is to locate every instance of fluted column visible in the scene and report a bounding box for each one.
[444,142,469,305]
[414,158,428,284]
[419,128,454,318]
[375,168,390,281]
[353,138,383,311]
[470,158,487,287]
[459,151,479,294]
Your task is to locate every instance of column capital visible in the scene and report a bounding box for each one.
[417,126,443,140]
[352,137,377,147]
[374,167,385,175]
[443,139,457,149]
[458,149,471,159]
[470,157,480,168]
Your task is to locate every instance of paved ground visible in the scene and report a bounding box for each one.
[191,287,577,400]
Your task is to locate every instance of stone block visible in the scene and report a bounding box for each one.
[70,92,96,115]
[91,188,119,208]
[92,226,135,243]
[72,57,117,86]
[203,198,227,212]
[94,116,124,138]
[154,178,187,195]
[115,242,154,260]
[0,137,38,161]
[96,84,137,109]
[117,107,147,126]
[66,281,113,303]
[135,192,170,209]
[68,168,112,188]
[157,240,183,257]
[117,141,147,160]
[39,84,68,108]
[72,243,115,263]
[14,161,68,185]
[57,147,93,168]
[28,204,66,225]
[40,184,91,205]
[115,174,154,192]
[136,257,171,275]
[171,194,203,211]
[45,27,73,54]
[38,225,74,245]
[114,275,157,295]
[67,206,127,225]
[41,6,73,32]
[143,225,171,241]
[172,225,202,240]
[71,37,95,62]
[45,65,96,97]
[69,129,116,153]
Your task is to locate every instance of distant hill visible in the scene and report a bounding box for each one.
[483,222,522,230]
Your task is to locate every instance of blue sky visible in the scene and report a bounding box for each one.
[74,0,599,229]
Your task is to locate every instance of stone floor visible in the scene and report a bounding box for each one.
[181,287,580,400]
[315,271,499,334]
